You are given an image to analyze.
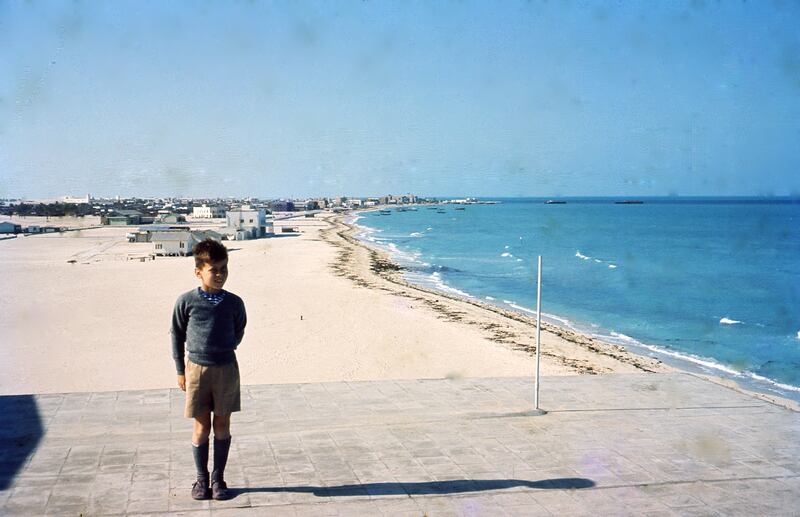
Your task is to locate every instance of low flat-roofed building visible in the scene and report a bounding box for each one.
[103,209,150,225]
[193,204,226,218]
[0,221,22,234]
[151,231,193,256]
[158,213,186,224]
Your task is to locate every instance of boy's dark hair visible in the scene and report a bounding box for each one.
[193,238,228,268]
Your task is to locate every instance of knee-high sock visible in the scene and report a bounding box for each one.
[211,437,232,482]
[192,440,209,482]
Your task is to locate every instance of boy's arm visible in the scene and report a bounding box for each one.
[234,300,247,345]
[171,297,189,374]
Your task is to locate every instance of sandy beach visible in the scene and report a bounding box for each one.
[0,212,672,397]
[3,212,794,410]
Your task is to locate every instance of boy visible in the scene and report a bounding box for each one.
[171,238,247,501]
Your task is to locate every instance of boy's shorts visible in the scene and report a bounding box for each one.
[184,359,241,418]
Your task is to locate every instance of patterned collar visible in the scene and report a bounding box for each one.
[198,287,226,306]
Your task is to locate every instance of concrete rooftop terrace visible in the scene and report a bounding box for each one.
[1,373,798,516]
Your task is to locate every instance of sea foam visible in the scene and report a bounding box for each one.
[602,332,743,376]
[426,272,474,298]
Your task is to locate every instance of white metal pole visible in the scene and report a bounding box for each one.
[535,255,542,410]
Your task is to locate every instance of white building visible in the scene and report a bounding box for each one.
[151,231,193,256]
[225,206,270,240]
[193,204,225,218]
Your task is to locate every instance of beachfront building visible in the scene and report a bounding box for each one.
[224,206,270,240]
[151,231,193,256]
[150,229,222,256]
[127,225,180,243]
[102,209,154,225]
[192,204,225,218]
[32,226,60,234]
[157,213,186,224]
[126,230,150,243]
[0,221,22,234]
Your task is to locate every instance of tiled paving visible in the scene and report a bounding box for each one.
[1,373,798,516]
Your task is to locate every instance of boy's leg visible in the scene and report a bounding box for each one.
[211,413,231,482]
[191,413,212,499]
[185,360,214,499]
[210,414,232,500]
[209,360,239,499]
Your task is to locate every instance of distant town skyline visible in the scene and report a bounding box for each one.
[2,1,800,199]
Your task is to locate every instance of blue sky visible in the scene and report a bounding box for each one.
[1,0,799,199]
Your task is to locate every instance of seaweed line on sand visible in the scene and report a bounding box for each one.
[318,214,666,375]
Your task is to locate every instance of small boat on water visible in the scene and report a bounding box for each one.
[427,207,438,210]
[379,209,391,215]
[436,209,446,214]
[545,200,566,204]
[455,207,466,210]
[614,200,644,204]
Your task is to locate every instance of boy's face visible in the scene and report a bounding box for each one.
[195,258,228,293]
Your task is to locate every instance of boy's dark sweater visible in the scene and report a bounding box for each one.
[171,288,247,375]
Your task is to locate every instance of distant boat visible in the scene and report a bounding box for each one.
[614,200,644,204]
[455,207,466,211]
[545,200,566,204]
[436,209,446,213]
[379,209,391,215]
[427,207,438,210]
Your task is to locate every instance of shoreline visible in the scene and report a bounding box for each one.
[335,212,799,412]
[322,213,670,376]
[0,211,796,411]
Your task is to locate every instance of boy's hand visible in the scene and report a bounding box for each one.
[177,374,186,391]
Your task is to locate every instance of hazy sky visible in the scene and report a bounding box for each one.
[2,0,799,199]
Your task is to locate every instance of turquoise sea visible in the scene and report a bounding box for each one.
[352,198,800,402]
